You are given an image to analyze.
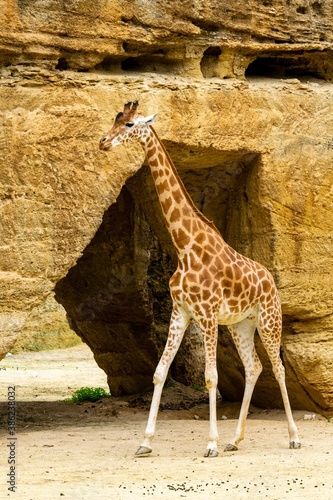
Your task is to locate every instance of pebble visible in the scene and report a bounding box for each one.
[303,413,317,420]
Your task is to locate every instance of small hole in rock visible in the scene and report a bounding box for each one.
[56,58,68,71]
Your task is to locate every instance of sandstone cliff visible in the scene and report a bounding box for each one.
[0,0,332,416]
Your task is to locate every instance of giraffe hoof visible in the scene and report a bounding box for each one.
[289,441,301,449]
[204,448,219,458]
[224,443,238,452]
[135,446,152,456]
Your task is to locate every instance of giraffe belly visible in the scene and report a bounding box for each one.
[180,291,258,326]
[217,304,258,326]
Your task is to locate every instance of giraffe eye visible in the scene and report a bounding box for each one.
[125,122,134,128]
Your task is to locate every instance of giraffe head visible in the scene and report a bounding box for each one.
[99,100,156,151]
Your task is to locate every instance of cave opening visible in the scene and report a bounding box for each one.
[121,56,141,71]
[56,57,69,71]
[95,55,123,72]
[92,42,179,75]
[95,54,176,75]
[245,53,330,80]
[55,146,271,399]
[120,54,177,74]
[200,46,222,78]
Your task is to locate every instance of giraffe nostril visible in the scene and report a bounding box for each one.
[99,136,110,151]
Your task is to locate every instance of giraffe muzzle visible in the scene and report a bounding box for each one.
[99,136,111,150]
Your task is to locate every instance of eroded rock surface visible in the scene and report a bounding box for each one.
[0,0,332,415]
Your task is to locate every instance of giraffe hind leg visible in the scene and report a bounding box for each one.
[225,318,262,451]
[258,320,301,449]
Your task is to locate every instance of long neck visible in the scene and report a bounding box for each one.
[141,127,217,253]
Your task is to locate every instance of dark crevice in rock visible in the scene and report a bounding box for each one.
[120,55,183,74]
[200,46,223,78]
[94,51,181,75]
[296,6,308,15]
[190,19,221,32]
[55,182,160,395]
[96,55,123,72]
[55,57,69,71]
[246,51,333,80]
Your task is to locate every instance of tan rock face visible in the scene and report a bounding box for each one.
[13,296,80,352]
[0,0,332,415]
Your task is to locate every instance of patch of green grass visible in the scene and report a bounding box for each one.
[192,383,203,392]
[66,387,111,403]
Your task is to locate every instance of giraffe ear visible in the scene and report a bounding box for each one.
[143,114,157,125]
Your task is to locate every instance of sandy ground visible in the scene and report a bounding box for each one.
[0,344,332,500]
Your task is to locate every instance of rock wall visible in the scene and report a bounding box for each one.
[12,296,80,352]
[0,0,332,415]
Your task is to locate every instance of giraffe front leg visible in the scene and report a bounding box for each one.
[135,306,189,456]
[202,320,219,458]
[204,374,219,457]
[135,379,163,456]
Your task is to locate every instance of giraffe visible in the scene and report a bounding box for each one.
[99,100,301,457]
